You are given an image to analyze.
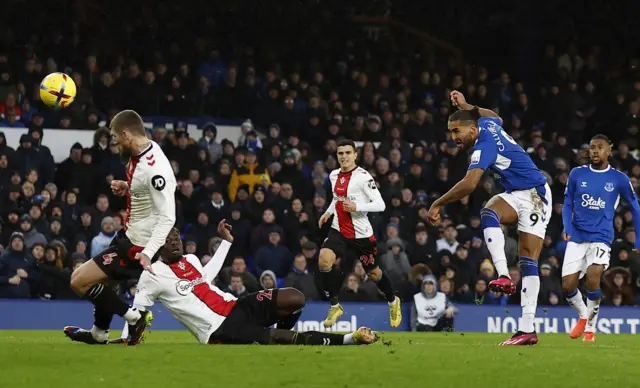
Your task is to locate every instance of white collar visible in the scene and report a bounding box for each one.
[589,164,611,173]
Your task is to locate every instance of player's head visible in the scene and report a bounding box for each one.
[161,227,183,263]
[589,134,612,168]
[447,109,481,149]
[109,110,146,157]
[336,139,358,170]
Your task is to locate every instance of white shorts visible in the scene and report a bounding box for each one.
[561,241,611,278]
[497,183,552,239]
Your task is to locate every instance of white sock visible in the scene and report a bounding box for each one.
[586,298,601,333]
[520,275,540,333]
[388,297,397,306]
[343,333,355,345]
[90,325,109,342]
[483,227,510,277]
[566,289,588,318]
[123,307,142,325]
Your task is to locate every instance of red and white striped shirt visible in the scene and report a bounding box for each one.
[131,242,236,344]
[325,166,386,239]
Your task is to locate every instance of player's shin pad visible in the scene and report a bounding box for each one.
[319,267,342,303]
[292,331,345,346]
[84,283,129,317]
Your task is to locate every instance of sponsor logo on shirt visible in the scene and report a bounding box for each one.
[176,277,206,296]
[470,150,481,165]
[581,194,606,210]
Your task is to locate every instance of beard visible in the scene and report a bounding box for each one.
[120,147,133,164]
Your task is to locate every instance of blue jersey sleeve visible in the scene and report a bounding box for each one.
[619,173,640,250]
[478,117,502,128]
[562,169,576,236]
[468,135,497,171]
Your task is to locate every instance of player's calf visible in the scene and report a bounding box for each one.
[269,327,378,346]
[317,248,342,305]
[584,264,604,335]
[368,267,402,328]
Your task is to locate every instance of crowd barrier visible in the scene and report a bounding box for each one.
[1,300,638,334]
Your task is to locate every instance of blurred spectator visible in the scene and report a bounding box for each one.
[285,254,318,300]
[90,216,117,258]
[411,275,456,332]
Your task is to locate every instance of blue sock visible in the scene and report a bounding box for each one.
[566,289,578,298]
[480,208,501,229]
[518,257,539,277]
[519,257,540,333]
[586,289,601,301]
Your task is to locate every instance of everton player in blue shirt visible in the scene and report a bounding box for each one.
[428,91,551,346]
[562,134,640,342]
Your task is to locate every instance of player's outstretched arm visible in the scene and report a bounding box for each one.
[202,220,233,280]
[428,169,484,224]
[562,169,577,240]
[450,90,503,125]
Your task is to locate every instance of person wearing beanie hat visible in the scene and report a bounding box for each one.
[65,109,175,346]
[197,121,223,164]
[0,231,33,298]
[18,214,46,250]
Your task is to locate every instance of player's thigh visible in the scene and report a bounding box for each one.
[584,243,610,288]
[320,231,347,269]
[243,289,281,327]
[209,309,271,345]
[92,244,142,282]
[561,242,589,278]
[69,258,109,291]
[351,236,379,272]
[485,195,519,225]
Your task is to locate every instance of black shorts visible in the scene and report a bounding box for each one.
[321,229,379,271]
[209,289,280,345]
[92,229,148,281]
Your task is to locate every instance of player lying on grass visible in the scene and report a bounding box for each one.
[561,134,640,342]
[110,221,378,346]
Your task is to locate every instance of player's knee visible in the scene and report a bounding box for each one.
[480,208,501,229]
[289,288,306,310]
[318,249,336,271]
[367,267,382,281]
[69,271,87,294]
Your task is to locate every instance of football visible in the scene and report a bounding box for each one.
[39,72,76,108]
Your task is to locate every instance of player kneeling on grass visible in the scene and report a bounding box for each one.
[561,135,640,342]
[117,221,378,346]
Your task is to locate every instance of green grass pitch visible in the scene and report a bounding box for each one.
[1,331,639,388]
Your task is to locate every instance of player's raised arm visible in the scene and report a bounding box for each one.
[562,169,577,240]
[141,172,178,261]
[356,177,385,212]
[619,174,640,250]
[450,90,503,125]
[203,220,234,280]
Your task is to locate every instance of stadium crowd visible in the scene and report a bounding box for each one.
[1,1,640,312]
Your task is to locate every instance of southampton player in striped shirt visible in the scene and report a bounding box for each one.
[428,91,551,346]
[317,139,402,329]
[562,135,640,342]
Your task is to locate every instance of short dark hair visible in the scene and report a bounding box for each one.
[337,139,357,151]
[448,109,480,123]
[591,134,612,144]
[110,110,145,136]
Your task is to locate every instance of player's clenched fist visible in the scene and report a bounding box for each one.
[111,180,129,196]
[450,90,467,108]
